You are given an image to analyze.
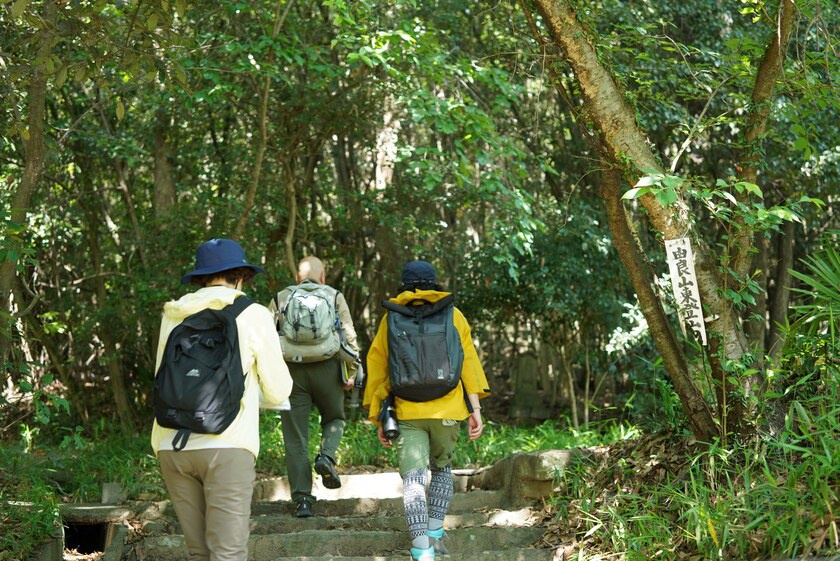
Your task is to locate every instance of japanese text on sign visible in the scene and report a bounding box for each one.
[665,237,707,346]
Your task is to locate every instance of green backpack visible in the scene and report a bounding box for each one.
[276,283,340,363]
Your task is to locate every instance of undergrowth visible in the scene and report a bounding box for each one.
[541,361,840,561]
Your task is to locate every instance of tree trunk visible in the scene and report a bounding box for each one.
[601,167,718,442]
[153,108,176,217]
[18,283,89,424]
[768,220,796,359]
[530,0,748,361]
[731,0,797,280]
[0,0,54,366]
[80,191,135,431]
[583,344,591,426]
[284,160,299,276]
[234,0,294,239]
[375,103,400,191]
[529,0,794,435]
[559,331,578,429]
[746,234,770,353]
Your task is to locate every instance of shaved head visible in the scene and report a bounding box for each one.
[297,256,325,283]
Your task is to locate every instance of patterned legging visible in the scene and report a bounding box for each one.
[403,464,453,540]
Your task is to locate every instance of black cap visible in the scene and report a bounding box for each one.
[401,260,437,290]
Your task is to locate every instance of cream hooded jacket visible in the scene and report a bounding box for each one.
[151,286,292,459]
[363,289,490,424]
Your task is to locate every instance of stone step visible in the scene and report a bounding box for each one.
[137,549,551,561]
[139,526,547,561]
[253,470,479,502]
[250,489,509,518]
[246,507,540,534]
[263,550,554,561]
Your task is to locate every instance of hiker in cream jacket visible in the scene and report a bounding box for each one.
[151,238,292,561]
[150,285,292,458]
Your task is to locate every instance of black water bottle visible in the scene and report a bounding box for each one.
[379,395,400,441]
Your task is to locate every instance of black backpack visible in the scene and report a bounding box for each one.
[383,294,465,402]
[154,296,254,451]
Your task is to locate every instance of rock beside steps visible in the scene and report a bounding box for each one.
[133,450,576,561]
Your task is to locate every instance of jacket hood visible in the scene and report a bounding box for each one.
[389,288,451,306]
[162,286,244,322]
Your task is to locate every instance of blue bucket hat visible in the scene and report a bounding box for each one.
[180,238,266,285]
[401,260,437,289]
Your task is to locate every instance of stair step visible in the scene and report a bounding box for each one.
[265,550,554,561]
[247,507,540,533]
[254,471,477,502]
[139,526,546,560]
[137,549,551,561]
[250,490,508,518]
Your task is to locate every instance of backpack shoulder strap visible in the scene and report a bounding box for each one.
[225,295,255,318]
[334,289,345,335]
[382,294,454,318]
[172,429,191,452]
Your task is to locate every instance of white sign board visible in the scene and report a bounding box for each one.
[665,237,707,346]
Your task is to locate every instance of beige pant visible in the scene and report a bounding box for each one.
[158,448,255,561]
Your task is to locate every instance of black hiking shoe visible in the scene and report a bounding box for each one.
[314,453,341,489]
[294,497,313,518]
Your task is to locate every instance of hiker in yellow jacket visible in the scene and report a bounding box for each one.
[363,260,490,561]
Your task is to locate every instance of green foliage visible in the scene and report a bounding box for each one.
[461,199,628,326]
[557,428,838,559]
[0,427,164,561]
[624,356,692,435]
[551,314,840,560]
[0,475,61,561]
[338,414,399,467]
[789,233,840,339]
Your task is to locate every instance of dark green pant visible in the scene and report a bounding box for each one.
[280,358,346,502]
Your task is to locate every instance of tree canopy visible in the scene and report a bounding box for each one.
[1,0,837,443]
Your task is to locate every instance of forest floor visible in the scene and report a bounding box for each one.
[535,431,701,557]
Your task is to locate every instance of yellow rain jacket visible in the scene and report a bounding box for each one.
[364,289,490,424]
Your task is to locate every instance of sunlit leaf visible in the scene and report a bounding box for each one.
[11,0,29,19]
[634,175,659,187]
[55,65,68,88]
[622,187,651,200]
[768,207,800,223]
